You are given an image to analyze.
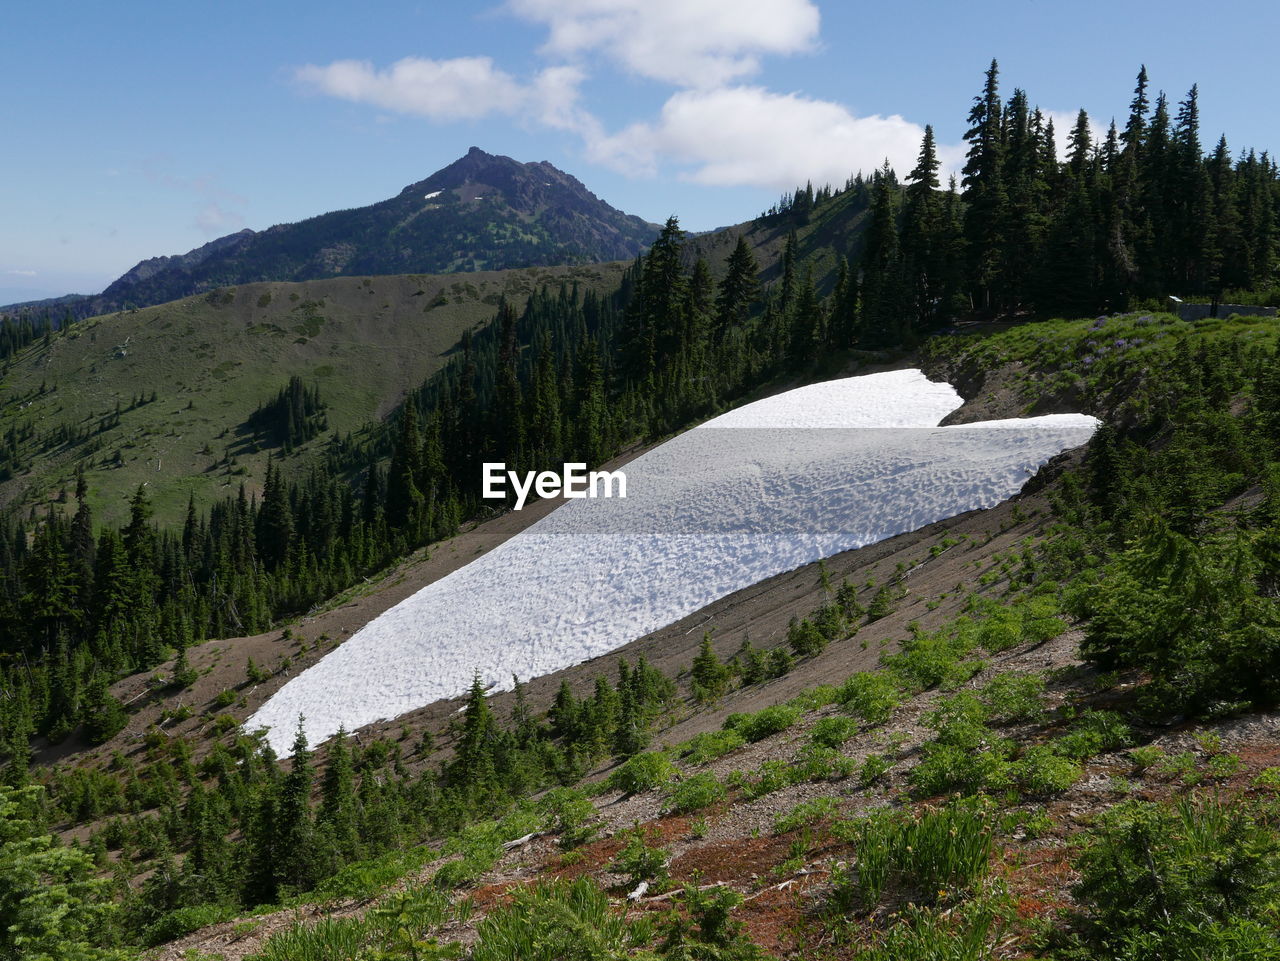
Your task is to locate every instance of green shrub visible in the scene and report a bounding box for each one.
[974,609,1023,653]
[774,797,841,834]
[925,692,989,730]
[834,799,994,912]
[733,761,790,800]
[666,772,727,814]
[471,877,652,961]
[883,629,982,692]
[212,688,236,708]
[837,672,902,725]
[809,715,860,748]
[1128,744,1166,773]
[1252,766,1280,789]
[978,672,1046,724]
[1204,752,1243,780]
[611,826,669,888]
[793,744,856,782]
[607,752,676,794]
[1155,750,1201,784]
[1018,598,1067,646]
[1194,729,1225,755]
[859,754,893,786]
[723,704,800,742]
[787,684,840,711]
[539,788,598,850]
[911,742,1013,797]
[659,884,765,958]
[1013,746,1082,797]
[1055,710,1132,759]
[679,729,746,765]
[1067,797,1280,959]
[910,705,1014,797]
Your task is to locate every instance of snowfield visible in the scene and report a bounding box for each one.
[250,370,1099,753]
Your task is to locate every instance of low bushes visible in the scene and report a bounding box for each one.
[607,752,676,794]
[665,772,727,814]
[723,704,800,742]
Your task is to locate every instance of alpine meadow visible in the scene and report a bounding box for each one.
[3,20,1280,961]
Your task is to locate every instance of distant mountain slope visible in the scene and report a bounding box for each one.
[2,148,657,319]
[0,263,627,526]
[0,166,881,529]
[688,180,874,296]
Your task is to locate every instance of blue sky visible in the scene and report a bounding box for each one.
[3,0,1277,303]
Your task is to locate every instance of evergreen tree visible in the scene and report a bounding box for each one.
[492,300,525,473]
[623,216,686,384]
[317,727,360,867]
[386,403,424,537]
[962,59,1008,310]
[256,459,293,571]
[80,676,127,746]
[691,632,730,703]
[0,784,121,960]
[787,267,822,367]
[455,673,496,788]
[860,164,907,346]
[244,781,280,906]
[275,721,318,894]
[714,235,760,339]
[1000,93,1049,307]
[902,124,946,329]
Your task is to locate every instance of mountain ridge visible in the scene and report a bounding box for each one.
[1,147,658,319]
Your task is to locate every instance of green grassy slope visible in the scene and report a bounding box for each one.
[688,187,873,294]
[0,184,878,530]
[0,263,626,526]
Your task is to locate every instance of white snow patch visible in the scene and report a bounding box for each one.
[702,369,960,429]
[424,190,443,200]
[250,370,1099,753]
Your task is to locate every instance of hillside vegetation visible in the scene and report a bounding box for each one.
[4,311,1280,960]
[1,58,1279,960]
[0,264,626,526]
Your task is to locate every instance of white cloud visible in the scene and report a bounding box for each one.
[294,56,599,138]
[508,0,820,87]
[527,65,601,137]
[295,56,527,122]
[5,269,37,277]
[291,4,977,195]
[588,86,963,189]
